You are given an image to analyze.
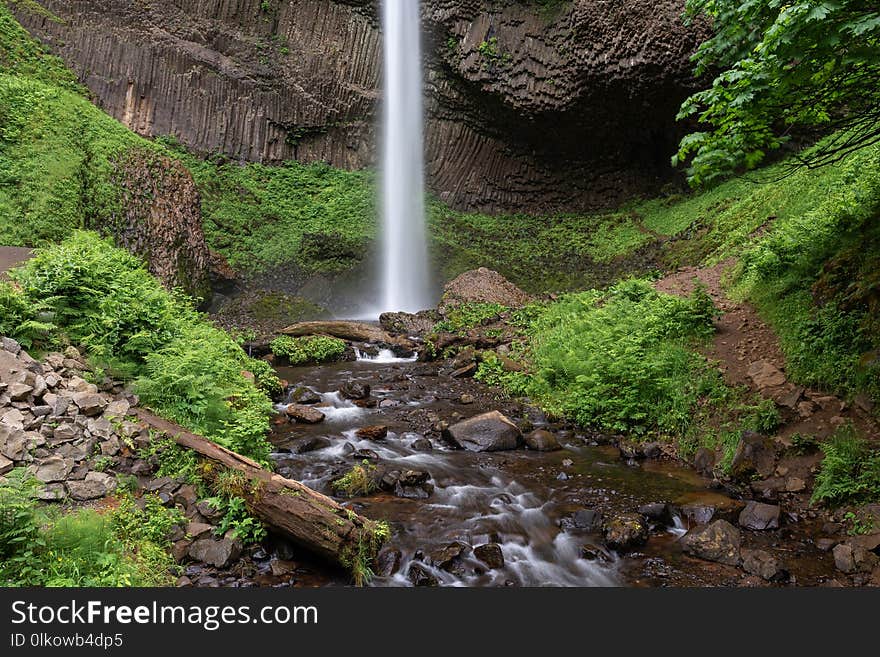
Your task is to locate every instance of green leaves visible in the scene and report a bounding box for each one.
[676,0,880,186]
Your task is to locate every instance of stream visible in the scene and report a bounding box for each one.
[267,348,807,587]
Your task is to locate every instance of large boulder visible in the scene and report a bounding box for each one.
[285,404,325,424]
[603,513,649,552]
[443,411,522,452]
[680,520,742,566]
[524,429,561,452]
[439,268,532,312]
[741,549,785,581]
[738,502,781,531]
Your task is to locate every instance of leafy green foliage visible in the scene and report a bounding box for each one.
[675,0,880,186]
[0,470,180,587]
[519,279,720,435]
[168,147,377,276]
[812,426,880,506]
[4,232,274,462]
[209,496,267,545]
[434,302,508,334]
[736,143,880,402]
[269,335,347,365]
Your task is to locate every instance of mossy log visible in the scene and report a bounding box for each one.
[134,409,384,577]
[279,320,414,350]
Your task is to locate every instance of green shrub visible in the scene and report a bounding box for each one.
[812,426,880,506]
[269,335,347,365]
[209,496,266,545]
[434,302,507,334]
[6,232,274,462]
[332,461,377,497]
[0,470,179,587]
[512,279,720,435]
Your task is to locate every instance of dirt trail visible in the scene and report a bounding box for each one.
[0,246,32,279]
[655,260,878,443]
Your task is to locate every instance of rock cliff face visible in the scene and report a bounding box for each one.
[14,0,707,212]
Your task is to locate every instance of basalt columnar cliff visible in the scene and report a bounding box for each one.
[13,0,707,212]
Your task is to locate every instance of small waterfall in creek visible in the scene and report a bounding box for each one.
[379,0,432,313]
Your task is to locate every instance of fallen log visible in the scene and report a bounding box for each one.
[279,320,415,351]
[134,409,386,583]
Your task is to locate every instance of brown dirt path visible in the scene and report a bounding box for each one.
[654,260,878,443]
[0,246,32,279]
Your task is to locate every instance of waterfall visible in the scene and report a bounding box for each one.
[379,0,431,314]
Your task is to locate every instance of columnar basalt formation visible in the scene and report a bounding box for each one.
[14,0,707,212]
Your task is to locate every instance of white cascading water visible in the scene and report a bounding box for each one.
[380,0,431,313]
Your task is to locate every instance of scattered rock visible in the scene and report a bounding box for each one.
[408,436,433,451]
[66,471,115,501]
[581,543,613,562]
[568,508,602,532]
[738,501,781,531]
[285,404,325,424]
[289,386,322,405]
[0,455,13,475]
[407,562,439,587]
[680,520,742,566]
[71,392,107,416]
[443,411,522,452]
[188,538,243,569]
[603,513,648,552]
[430,542,470,574]
[287,436,331,454]
[679,504,715,525]
[355,425,388,441]
[747,360,787,390]
[524,429,561,452]
[338,381,370,400]
[451,363,478,378]
[103,399,131,419]
[832,541,879,574]
[473,543,504,569]
[741,548,785,581]
[730,431,777,481]
[8,382,33,401]
[459,393,475,405]
[37,482,66,501]
[639,503,674,526]
[31,456,73,483]
[376,548,402,577]
[0,426,28,461]
[693,448,716,476]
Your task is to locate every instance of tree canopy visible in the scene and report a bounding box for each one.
[674,0,880,186]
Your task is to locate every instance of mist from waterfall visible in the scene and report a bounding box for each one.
[379,0,431,314]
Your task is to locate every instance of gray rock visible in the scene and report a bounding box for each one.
[0,408,24,429]
[187,538,243,568]
[569,508,602,532]
[52,423,79,443]
[741,548,784,581]
[680,504,715,525]
[524,429,561,452]
[1,337,21,354]
[32,456,74,483]
[443,411,522,452]
[186,522,215,540]
[738,501,780,531]
[0,425,28,461]
[680,520,741,566]
[376,548,402,577]
[730,431,776,481]
[0,454,12,475]
[37,482,67,501]
[8,382,33,401]
[338,381,370,400]
[67,479,106,501]
[639,503,673,526]
[603,512,649,552]
[103,399,131,419]
[287,436,331,454]
[71,392,107,416]
[100,436,121,456]
[289,386,321,405]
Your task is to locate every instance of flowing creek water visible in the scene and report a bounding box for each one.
[265,349,836,587]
